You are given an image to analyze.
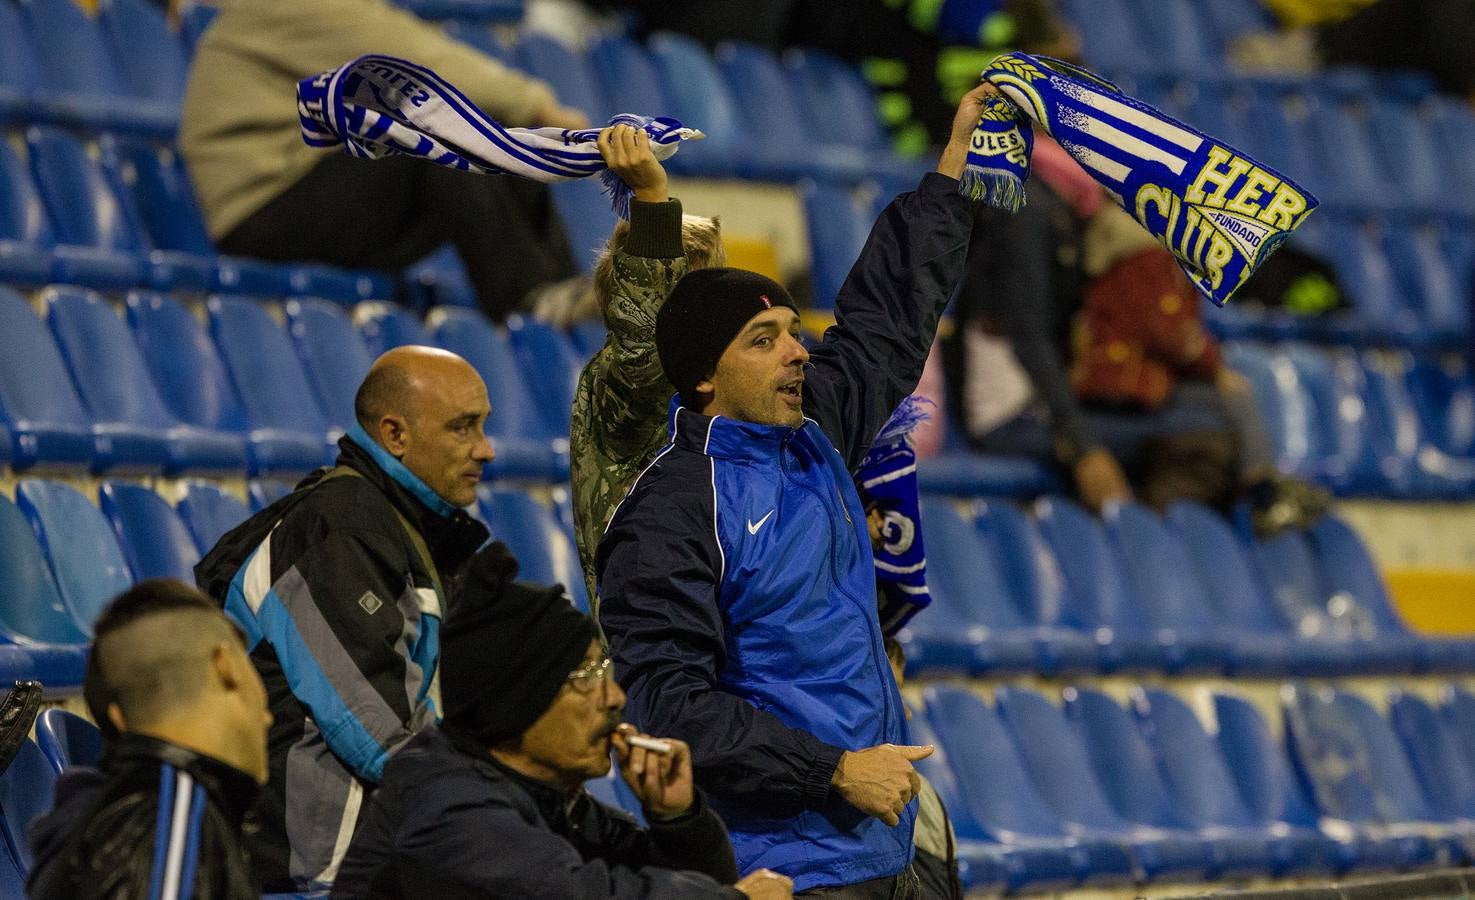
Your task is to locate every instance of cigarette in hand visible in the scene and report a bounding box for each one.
[627,735,673,755]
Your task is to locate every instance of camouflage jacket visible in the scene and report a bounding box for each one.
[570,198,688,618]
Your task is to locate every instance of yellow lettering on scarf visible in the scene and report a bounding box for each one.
[1204,234,1234,290]
[1136,182,1235,292]
[1225,167,1279,217]
[1185,146,1251,208]
[1259,183,1308,230]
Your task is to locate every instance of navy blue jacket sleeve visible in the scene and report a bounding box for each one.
[804,171,976,469]
[597,475,846,816]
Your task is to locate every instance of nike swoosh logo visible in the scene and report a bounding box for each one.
[746,510,775,535]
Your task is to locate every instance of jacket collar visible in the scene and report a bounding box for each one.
[668,403,818,465]
[336,426,489,574]
[439,725,585,822]
[104,733,259,825]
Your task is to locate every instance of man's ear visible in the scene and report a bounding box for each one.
[693,379,715,402]
[377,414,410,458]
[211,644,241,692]
[107,703,127,734]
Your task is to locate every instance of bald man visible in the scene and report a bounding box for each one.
[196,346,494,890]
[29,579,271,900]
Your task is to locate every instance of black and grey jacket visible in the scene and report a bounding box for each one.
[27,734,259,900]
[333,725,744,899]
[195,425,488,890]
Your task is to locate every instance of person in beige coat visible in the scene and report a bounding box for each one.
[180,0,589,318]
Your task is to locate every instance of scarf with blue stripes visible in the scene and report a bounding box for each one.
[856,396,933,637]
[964,52,1319,306]
[297,55,702,218]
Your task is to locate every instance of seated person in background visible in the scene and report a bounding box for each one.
[571,124,726,614]
[180,0,589,320]
[28,579,271,900]
[333,545,792,899]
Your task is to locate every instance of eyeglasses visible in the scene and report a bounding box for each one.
[566,656,614,693]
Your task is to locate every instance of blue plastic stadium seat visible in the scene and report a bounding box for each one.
[478,487,588,612]
[921,684,1135,889]
[249,479,295,513]
[1307,103,1391,213]
[1066,687,1274,879]
[34,708,103,774]
[800,180,872,310]
[1360,352,1475,499]
[569,319,607,359]
[178,481,251,556]
[99,0,189,107]
[1132,688,1336,877]
[97,136,284,296]
[1133,0,1220,71]
[587,37,669,125]
[0,495,90,679]
[514,33,608,122]
[549,179,619,275]
[1309,515,1475,671]
[207,295,339,466]
[995,686,1213,882]
[25,126,149,291]
[902,710,1012,893]
[1407,355,1475,463]
[0,286,99,471]
[716,42,866,183]
[1384,226,1472,345]
[16,480,133,637]
[45,286,248,475]
[99,480,201,582]
[1223,343,1327,487]
[1062,0,1154,73]
[506,315,583,437]
[429,306,568,480]
[1167,501,1358,676]
[1283,344,1401,496]
[0,739,58,872]
[1100,502,1232,674]
[1251,526,1420,674]
[177,3,218,55]
[1213,693,1391,874]
[906,496,1095,676]
[1440,686,1475,777]
[1034,496,1194,673]
[0,136,57,286]
[1389,691,1475,824]
[974,500,1101,674]
[1283,685,1466,867]
[441,21,509,61]
[285,298,376,434]
[127,291,324,476]
[354,301,431,358]
[1321,218,1420,344]
[22,0,177,136]
[645,32,749,179]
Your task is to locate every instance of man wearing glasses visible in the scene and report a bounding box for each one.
[333,543,793,899]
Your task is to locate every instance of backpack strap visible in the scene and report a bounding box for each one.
[318,466,446,606]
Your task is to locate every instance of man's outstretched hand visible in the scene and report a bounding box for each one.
[830,743,934,826]
[937,82,1000,180]
[597,124,669,204]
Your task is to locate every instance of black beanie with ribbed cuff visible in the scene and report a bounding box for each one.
[656,267,798,404]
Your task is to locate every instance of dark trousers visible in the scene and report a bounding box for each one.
[797,864,930,900]
[219,153,577,321]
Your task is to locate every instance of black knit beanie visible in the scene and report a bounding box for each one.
[656,267,799,405]
[440,542,597,747]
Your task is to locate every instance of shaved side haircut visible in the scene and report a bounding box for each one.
[84,579,246,739]
[354,362,416,432]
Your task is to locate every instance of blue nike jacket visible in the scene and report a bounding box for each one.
[596,172,975,891]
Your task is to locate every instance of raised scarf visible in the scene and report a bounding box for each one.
[297,54,702,218]
[964,52,1319,306]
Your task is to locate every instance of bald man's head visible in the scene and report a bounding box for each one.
[354,346,495,507]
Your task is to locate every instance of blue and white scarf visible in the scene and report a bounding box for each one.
[297,54,702,218]
[964,52,1319,306]
[856,396,933,637]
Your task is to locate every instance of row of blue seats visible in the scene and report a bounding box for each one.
[0,285,583,478]
[1228,343,1475,500]
[913,682,1475,891]
[0,475,589,688]
[0,281,1068,496]
[901,494,1475,679]
[0,123,391,302]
